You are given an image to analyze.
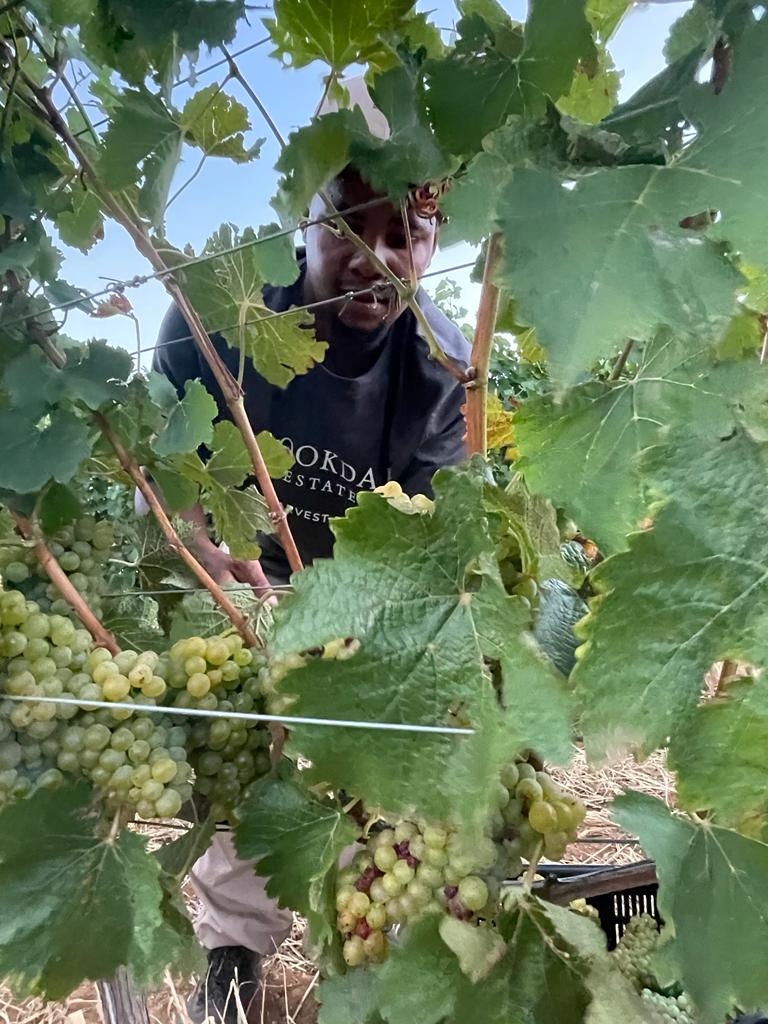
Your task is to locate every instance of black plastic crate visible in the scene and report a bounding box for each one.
[535,863,766,1023]
[536,861,660,949]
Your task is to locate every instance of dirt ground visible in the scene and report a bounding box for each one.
[0,747,674,1023]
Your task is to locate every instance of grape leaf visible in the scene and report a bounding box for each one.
[585,0,632,40]
[181,84,263,162]
[79,0,244,85]
[154,818,216,879]
[0,784,170,999]
[435,118,529,247]
[150,463,199,511]
[438,917,506,983]
[575,421,768,761]
[98,87,181,191]
[669,674,768,837]
[317,970,381,1024]
[275,109,370,221]
[496,167,742,387]
[266,0,417,71]
[206,420,294,486]
[38,482,82,534]
[601,46,702,152]
[204,481,270,559]
[426,0,593,158]
[499,19,768,384]
[235,776,357,947]
[152,378,217,457]
[349,62,453,197]
[447,901,598,1024]
[168,586,258,642]
[664,0,717,64]
[270,466,573,826]
[716,309,763,359]
[375,899,644,1024]
[518,0,596,110]
[166,225,323,388]
[0,158,32,219]
[376,916,463,1024]
[558,45,621,124]
[514,334,754,552]
[102,592,166,654]
[614,792,768,1021]
[0,408,92,494]
[55,188,104,252]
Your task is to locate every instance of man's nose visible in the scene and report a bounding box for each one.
[348,232,398,278]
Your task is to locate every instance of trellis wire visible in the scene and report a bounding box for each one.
[1,196,392,330]
[131,259,478,362]
[68,36,273,141]
[3,693,475,736]
[133,819,642,845]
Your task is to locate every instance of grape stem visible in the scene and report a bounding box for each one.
[93,412,259,648]
[522,839,543,894]
[11,513,121,655]
[465,234,502,456]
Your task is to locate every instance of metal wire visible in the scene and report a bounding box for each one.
[3,693,475,736]
[1,197,392,330]
[101,585,292,597]
[131,259,477,362]
[69,37,273,141]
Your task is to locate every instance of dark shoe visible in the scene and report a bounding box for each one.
[187,946,263,1024]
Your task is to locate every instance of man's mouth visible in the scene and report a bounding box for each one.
[341,283,396,310]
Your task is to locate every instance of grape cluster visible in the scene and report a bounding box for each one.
[640,989,696,1024]
[0,516,114,622]
[334,756,586,967]
[613,913,660,989]
[166,635,272,823]
[0,583,272,821]
[336,819,497,967]
[0,589,193,817]
[493,755,586,867]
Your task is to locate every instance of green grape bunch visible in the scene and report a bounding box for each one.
[166,634,273,823]
[493,754,586,868]
[335,818,497,968]
[334,760,586,969]
[0,581,272,822]
[641,989,697,1024]
[613,913,662,990]
[0,516,114,623]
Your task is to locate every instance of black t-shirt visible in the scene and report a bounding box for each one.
[153,261,471,578]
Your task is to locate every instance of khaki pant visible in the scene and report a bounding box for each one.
[189,831,293,954]
[190,569,294,954]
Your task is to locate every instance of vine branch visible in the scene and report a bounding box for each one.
[10,41,304,577]
[609,339,634,381]
[94,411,259,647]
[465,233,502,456]
[11,513,121,654]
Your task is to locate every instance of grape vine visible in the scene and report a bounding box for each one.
[1,0,768,1021]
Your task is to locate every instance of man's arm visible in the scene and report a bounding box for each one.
[151,307,273,594]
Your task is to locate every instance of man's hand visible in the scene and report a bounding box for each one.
[179,503,275,599]
[195,540,272,593]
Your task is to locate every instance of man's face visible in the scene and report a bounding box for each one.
[303,169,439,333]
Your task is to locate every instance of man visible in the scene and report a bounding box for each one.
[154,84,471,1023]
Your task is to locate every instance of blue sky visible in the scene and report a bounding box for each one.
[59,0,692,366]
